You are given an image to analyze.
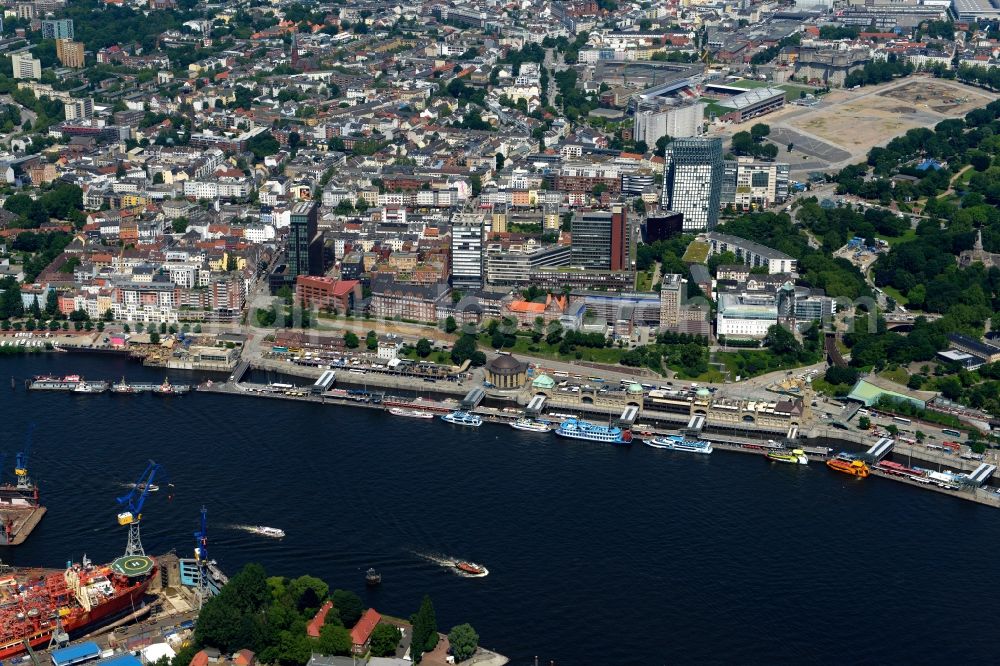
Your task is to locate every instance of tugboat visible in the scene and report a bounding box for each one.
[111,377,136,394]
[365,568,382,587]
[454,561,488,577]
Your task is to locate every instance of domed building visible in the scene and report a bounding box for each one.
[485,354,529,389]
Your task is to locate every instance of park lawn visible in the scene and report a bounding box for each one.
[481,333,628,365]
[636,270,654,292]
[811,377,851,397]
[875,228,916,247]
[880,283,910,306]
[682,240,710,264]
[777,83,815,101]
[879,367,910,386]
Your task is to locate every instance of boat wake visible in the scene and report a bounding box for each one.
[228,524,286,538]
[411,550,489,578]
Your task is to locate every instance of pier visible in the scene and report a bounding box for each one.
[0,505,46,546]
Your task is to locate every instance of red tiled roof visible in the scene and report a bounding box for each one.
[307,601,333,638]
[350,608,381,646]
[332,280,359,296]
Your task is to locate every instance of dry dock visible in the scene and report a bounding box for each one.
[0,505,46,545]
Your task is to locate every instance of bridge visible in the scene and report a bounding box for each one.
[311,370,336,395]
[866,437,895,462]
[526,394,547,416]
[825,333,847,368]
[461,387,486,410]
[686,414,705,433]
[966,463,997,486]
[617,405,639,427]
[230,360,251,383]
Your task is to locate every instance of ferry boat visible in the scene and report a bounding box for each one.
[555,418,632,445]
[247,526,285,538]
[766,449,809,465]
[0,555,156,660]
[510,418,552,432]
[645,434,712,454]
[440,411,483,427]
[454,561,488,577]
[127,483,159,492]
[29,374,85,390]
[826,454,870,478]
[389,407,435,419]
[365,568,381,586]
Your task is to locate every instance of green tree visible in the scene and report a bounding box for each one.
[444,316,457,333]
[344,332,359,348]
[415,338,432,357]
[448,624,479,662]
[330,590,364,628]
[44,289,58,316]
[172,216,189,234]
[750,123,770,140]
[410,595,438,663]
[858,416,871,430]
[365,330,378,350]
[887,424,899,436]
[317,624,351,656]
[369,624,401,658]
[495,152,505,170]
[247,131,280,161]
[149,331,160,344]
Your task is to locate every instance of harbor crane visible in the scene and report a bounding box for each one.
[15,423,35,491]
[116,460,163,557]
[193,506,209,607]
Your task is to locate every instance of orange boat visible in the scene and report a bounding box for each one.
[826,455,870,478]
[454,561,488,577]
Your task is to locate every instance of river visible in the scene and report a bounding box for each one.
[2,353,997,665]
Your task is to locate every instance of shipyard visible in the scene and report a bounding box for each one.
[2,0,1000,658]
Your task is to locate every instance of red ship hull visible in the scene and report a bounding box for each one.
[0,566,154,660]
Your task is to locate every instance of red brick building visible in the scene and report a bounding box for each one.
[295,276,361,313]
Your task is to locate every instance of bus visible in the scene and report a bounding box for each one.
[892,416,912,425]
[941,428,962,438]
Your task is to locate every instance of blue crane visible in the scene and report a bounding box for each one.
[15,423,35,489]
[116,460,162,556]
[194,506,208,562]
[193,506,209,607]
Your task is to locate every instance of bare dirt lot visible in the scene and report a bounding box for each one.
[774,77,999,172]
[879,79,996,115]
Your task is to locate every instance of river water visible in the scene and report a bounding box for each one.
[1,353,997,665]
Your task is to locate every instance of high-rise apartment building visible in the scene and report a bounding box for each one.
[11,51,41,80]
[64,97,93,120]
[570,204,630,271]
[287,201,321,281]
[41,19,73,40]
[633,100,705,144]
[56,39,85,68]
[660,138,724,231]
[721,157,790,211]
[451,213,486,289]
[659,273,711,336]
